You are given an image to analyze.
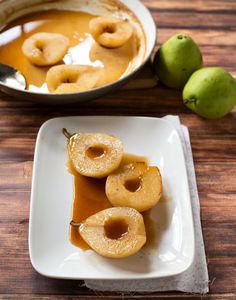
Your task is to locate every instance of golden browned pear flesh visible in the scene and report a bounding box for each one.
[46,65,102,93]
[22,32,69,66]
[77,207,146,258]
[65,130,123,178]
[106,162,162,212]
[89,16,133,48]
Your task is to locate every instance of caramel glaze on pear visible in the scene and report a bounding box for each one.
[77,207,146,258]
[89,16,133,48]
[105,162,162,212]
[67,131,123,178]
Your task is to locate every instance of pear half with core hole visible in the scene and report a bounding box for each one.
[89,16,133,48]
[46,65,102,93]
[67,132,123,178]
[78,207,146,258]
[106,162,162,212]
[22,32,69,66]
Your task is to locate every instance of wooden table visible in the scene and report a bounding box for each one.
[0,0,236,299]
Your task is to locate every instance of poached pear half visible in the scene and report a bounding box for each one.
[68,132,123,178]
[78,207,146,258]
[105,162,162,212]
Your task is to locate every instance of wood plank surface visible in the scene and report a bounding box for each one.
[0,0,236,299]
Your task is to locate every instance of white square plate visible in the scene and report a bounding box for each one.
[29,116,195,279]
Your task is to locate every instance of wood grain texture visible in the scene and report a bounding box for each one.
[144,0,236,10]
[0,0,236,299]
[1,295,236,300]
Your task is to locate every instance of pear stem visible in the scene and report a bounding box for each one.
[70,220,81,227]
[62,128,73,139]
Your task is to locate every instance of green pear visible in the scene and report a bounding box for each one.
[183,67,236,119]
[153,33,202,89]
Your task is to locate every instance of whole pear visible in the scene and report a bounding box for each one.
[183,67,236,119]
[153,33,202,89]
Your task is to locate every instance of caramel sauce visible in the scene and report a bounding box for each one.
[120,153,148,165]
[68,161,111,250]
[142,210,158,249]
[86,146,106,159]
[124,176,142,192]
[104,218,129,240]
[0,10,137,92]
[69,153,149,249]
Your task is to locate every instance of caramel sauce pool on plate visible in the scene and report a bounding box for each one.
[0,10,136,92]
[68,153,156,250]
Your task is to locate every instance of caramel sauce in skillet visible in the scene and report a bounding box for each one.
[68,154,150,249]
[0,10,137,92]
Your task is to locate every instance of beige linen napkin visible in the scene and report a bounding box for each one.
[85,115,209,294]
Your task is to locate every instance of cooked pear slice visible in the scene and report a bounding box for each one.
[22,32,69,66]
[78,207,146,258]
[67,132,123,178]
[89,16,133,48]
[105,162,162,212]
[46,64,102,93]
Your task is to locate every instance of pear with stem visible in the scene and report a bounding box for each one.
[63,128,123,178]
[71,207,146,258]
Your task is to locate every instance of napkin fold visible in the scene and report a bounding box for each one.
[85,116,209,294]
